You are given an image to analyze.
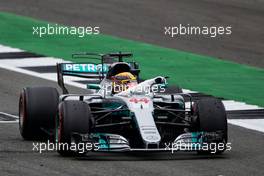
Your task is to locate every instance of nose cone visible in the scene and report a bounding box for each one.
[140,126,161,145]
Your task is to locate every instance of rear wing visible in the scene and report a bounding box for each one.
[72,52,133,62]
[57,52,138,94]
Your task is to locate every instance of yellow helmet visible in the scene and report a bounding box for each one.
[111,72,137,93]
[113,72,136,84]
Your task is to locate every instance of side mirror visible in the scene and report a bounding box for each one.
[87,84,101,90]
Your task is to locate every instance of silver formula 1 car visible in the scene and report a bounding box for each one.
[19,52,228,156]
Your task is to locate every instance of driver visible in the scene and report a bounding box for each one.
[111,72,137,93]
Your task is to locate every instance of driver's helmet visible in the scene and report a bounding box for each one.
[111,72,137,93]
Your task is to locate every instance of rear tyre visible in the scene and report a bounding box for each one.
[57,100,93,157]
[163,85,183,94]
[192,97,227,154]
[19,87,59,140]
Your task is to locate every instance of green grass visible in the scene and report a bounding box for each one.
[0,12,263,106]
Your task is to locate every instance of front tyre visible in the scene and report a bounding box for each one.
[57,100,93,157]
[192,97,228,154]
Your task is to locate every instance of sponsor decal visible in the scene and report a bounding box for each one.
[129,98,150,104]
[63,63,108,73]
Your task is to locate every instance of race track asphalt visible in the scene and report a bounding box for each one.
[0,0,264,175]
[0,67,264,176]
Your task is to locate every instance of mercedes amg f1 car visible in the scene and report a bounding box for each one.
[19,52,228,156]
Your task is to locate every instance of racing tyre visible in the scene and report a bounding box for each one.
[57,100,93,157]
[192,97,227,154]
[163,86,183,94]
[19,87,59,140]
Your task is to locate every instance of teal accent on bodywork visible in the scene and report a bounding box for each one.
[103,102,121,109]
[98,138,109,149]
[159,83,168,89]
[179,101,185,109]
[191,132,203,143]
[90,133,110,149]
[87,84,101,90]
[191,132,203,149]
[62,63,108,73]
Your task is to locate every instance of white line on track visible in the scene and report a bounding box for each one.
[182,89,197,93]
[222,100,263,111]
[0,57,70,67]
[228,119,264,133]
[0,112,19,119]
[0,62,88,89]
[0,120,19,123]
[0,45,23,52]
[0,112,19,123]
